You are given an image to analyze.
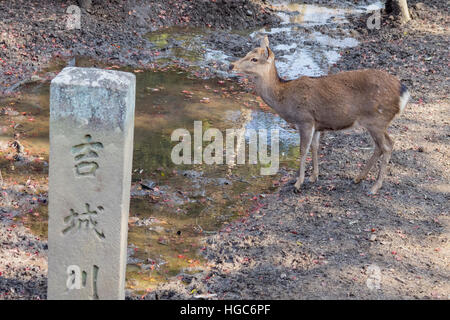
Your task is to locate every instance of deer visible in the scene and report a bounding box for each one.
[229,36,410,194]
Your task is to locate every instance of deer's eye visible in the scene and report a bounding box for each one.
[251,58,258,62]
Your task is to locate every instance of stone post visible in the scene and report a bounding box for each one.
[48,67,135,300]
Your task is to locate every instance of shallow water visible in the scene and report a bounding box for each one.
[145,1,384,79]
[272,1,384,25]
[127,67,300,292]
[256,1,384,78]
[0,57,299,293]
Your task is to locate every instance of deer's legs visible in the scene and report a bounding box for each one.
[354,126,387,184]
[369,132,393,194]
[309,131,321,183]
[355,128,393,194]
[354,145,381,184]
[294,124,314,191]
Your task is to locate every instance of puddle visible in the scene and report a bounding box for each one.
[252,1,384,78]
[146,27,208,64]
[0,57,299,294]
[125,66,299,293]
[144,1,384,80]
[273,3,354,25]
[271,1,384,25]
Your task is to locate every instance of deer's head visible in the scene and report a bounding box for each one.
[229,35,275,77]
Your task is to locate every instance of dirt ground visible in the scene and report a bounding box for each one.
[0,0,449,300]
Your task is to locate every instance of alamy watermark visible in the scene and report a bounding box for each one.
[366,264,382,290]
[66,5,81,30]
[366,10,381,30]
[171,121,279,175]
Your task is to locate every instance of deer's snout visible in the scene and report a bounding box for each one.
[229,63,235,71]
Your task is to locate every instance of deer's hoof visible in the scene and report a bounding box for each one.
[293,187,301,194]
[367,185,380,195]
[309,175,318,183]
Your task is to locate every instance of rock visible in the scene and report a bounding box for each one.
[349,30,360,38]
[216,178,232,186]
[182,170,203,179]
[414,3,425,11]
[178,273,194,284]
[140,179,156,190]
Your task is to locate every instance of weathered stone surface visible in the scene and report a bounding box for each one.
[48,67,135,300]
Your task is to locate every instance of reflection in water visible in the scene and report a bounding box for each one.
[128,68,300,292]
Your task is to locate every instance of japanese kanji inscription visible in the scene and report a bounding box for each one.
[48,67,135,300]
[71,134,104,177]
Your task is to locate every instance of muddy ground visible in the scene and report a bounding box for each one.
[1,0,449,300]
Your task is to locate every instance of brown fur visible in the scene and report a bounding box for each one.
[230,36,408,194]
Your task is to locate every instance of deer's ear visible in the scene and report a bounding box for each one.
[260,35,269,48]
[266,47,274,62]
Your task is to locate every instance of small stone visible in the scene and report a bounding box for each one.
[140,179,156,190]
[369,234,377,242]
[349,30,360,37]
[30,75,43,82]
[414,3,425,10]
